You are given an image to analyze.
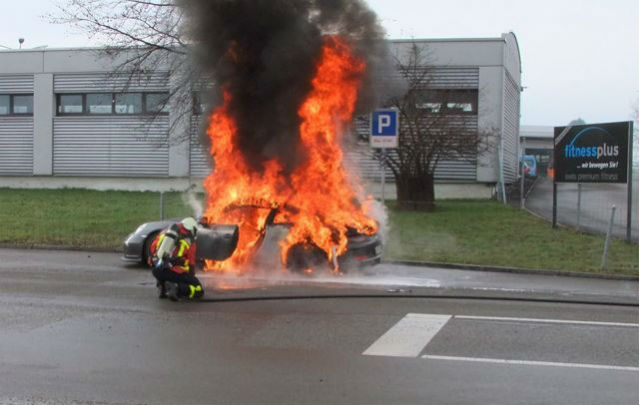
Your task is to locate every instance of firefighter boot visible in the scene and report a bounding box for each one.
[156,281,167,299]
[188,284,204,300]
[165,282,179,302]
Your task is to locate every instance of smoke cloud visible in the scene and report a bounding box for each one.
[180,0,389,173]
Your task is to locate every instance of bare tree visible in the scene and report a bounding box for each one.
[49,0,200,144]
[364,42,492,210]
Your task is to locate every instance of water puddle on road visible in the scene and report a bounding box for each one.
[198,264,442,292]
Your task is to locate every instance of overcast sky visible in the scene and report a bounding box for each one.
[1,0,638,126]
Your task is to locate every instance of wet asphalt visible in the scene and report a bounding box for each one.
[0,248,637,405]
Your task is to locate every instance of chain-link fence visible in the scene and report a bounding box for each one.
[522,172,638,272]
[525,175,638,241]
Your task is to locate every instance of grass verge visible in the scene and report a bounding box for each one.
[0,188,193,249]
[0,188,636,276]
[384,200,638,276]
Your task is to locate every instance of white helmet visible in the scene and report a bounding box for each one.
[181,217,198,236]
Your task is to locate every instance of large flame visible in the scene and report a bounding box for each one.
[202,36,378,273]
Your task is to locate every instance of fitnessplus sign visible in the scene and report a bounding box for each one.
[553,121,632,183]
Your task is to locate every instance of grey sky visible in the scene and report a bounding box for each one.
[2,0,638,126]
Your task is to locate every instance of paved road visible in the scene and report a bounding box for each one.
[0,248,638,405]
[526,177,639,240]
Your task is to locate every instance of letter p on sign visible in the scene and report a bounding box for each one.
[378,115,391,132]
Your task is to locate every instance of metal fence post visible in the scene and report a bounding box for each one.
[160,191,165,220]
[601,205,616,271]
[520,143,525,209]
[552,180,557,229]
[576,183,582,231]
[626,121,634,243]
[381,149,386,202]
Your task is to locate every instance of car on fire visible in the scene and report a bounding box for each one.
[122,206,382,272]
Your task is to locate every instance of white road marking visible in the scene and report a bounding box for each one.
[422,355,639,372]
[454,315,639,328]
[363,313,451,357]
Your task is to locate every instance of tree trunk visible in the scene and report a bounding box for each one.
[395,172,435,211]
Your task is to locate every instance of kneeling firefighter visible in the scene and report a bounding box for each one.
[150,217,204,301]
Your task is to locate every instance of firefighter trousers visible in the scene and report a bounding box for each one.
[152,265,204,300]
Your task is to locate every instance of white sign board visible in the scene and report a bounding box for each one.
[370,109,399,148]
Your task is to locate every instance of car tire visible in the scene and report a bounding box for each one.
[143,232,159,268]
[285,243,329,273]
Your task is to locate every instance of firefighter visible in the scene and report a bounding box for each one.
[150,217,204,301]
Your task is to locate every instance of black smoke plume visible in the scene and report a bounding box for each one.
[180,0,389,173]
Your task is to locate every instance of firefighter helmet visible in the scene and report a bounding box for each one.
[181,217,198,236]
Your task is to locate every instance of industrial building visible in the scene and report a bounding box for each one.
[0,32,522,198]
[519,125,553,177]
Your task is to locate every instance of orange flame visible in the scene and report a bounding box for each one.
[202,36,377,274]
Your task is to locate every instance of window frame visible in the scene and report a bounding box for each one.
[55,92,171,116]
[0,95,11,116]
[0,94,34,116]
[57,94,86,115]
[114,92,144,115]
[414,89,478,115]
[143,92,170,115]
[85,93,115,115]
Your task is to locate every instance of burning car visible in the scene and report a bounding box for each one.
[122,205,382,273]
[124,36,384,274]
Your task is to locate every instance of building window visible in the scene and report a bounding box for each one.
[415,89,478,115]
[87,93,113,114]
[145,93,169,114]
[446,102,474,113]
[58,94,84,114]
[0,94,34,116]
[0,95,9,115]
[55,92,169,116]
[192,92,205,115]
[115,93,143,114]
[416,102,441,113]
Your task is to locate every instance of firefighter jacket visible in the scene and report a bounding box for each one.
[150,223,197,274]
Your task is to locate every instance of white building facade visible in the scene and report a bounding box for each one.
[0,33,522,197]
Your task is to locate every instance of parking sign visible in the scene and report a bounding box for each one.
[370,109,398,148]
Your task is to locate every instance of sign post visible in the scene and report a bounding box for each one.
[370,109,399,202]
[626,122,634,243]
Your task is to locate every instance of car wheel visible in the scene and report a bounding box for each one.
[285,243,329,273]
[143,232,159,267]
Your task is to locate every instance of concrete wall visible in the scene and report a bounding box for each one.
[391,38,504,67]
[521,138,553,150]
[476,66,503,182]
[0,48,169,75]
[0,176,196,192]
[32,73,53,175]
[364,181,494,200]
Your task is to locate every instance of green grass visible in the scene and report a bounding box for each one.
[0,188,193,249]
[0,189,637,276]
[384,200,638,275]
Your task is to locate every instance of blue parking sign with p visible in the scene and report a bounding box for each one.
[370,109,398,148]
[372,110,398,136]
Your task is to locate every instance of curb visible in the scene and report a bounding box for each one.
[382,259,639,281]
[0,243,119,253]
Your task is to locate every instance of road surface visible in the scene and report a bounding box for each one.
[0,248,637,405]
